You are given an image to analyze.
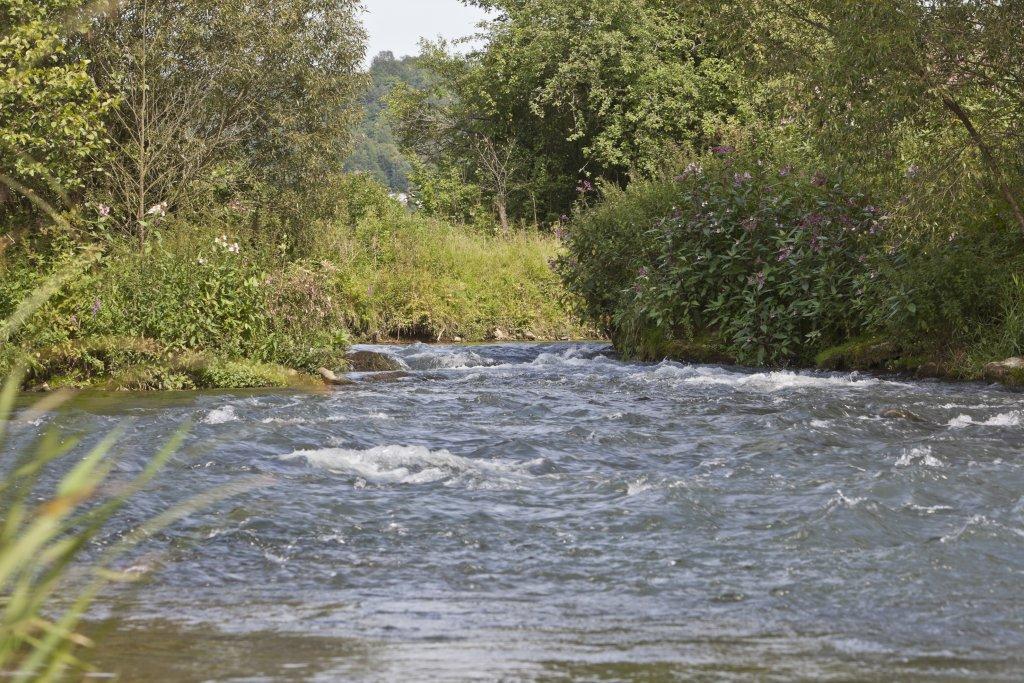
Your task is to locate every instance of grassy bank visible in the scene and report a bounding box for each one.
[1,197,587,391]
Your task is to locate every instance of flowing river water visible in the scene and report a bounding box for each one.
[8,342,1024,680]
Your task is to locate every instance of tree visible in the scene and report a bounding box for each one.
[0,0,112,224]
[83,0,367,238]
[391,0,744,225]
[714,0,1024,232]
[344,52,433,193]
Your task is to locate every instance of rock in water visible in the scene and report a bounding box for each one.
[490,328,509,341]
[346,350,403,372]
[318,368,354,386]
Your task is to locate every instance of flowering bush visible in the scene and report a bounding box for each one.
[560,150,887,365]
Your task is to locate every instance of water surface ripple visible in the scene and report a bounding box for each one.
[9,343,1024,681]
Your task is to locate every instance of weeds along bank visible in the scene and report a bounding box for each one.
[0,197,583,391]
[558,145,1024,385]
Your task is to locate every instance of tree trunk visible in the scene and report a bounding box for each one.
[496,199,510,237]
[943,96,1024,232]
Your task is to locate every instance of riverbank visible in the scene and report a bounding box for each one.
[628,334,1024,390]
[2,199,590,391]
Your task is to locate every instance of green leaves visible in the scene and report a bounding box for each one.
[1,0,112,217]
[562,147,884,365]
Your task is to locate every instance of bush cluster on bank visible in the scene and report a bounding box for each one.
[560,144,1024,378]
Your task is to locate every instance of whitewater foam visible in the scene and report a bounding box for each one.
[947,412,1021,429]
[641,364,886,393]
[626,477,656,496]
[281,444,539,487]
[203,405,239,425]
[896,446,944,468]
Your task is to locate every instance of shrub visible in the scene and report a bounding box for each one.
[560,150,887,365]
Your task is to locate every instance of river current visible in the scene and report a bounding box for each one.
[8,342,1024,680]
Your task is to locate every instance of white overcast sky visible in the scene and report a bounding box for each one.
[362,0,492,64]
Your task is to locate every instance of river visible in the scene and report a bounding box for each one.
[8,342,1024,680]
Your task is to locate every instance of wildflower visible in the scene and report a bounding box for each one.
[97,203,111,217]
[228,199,248,213]
[777,246,793,261]
[576,179,594,194]
[811,172,828,187]
[553,225,569,241]
[638,266,649,278]
[197,257,208,266]
[778,165,793,178]
[801,212,825,228]
[228,242,241,254]
[711,145,735,156]
[732,171,752,187]
[91,298,102,318]
[754,271,766,289]
[146,201,168,217]
[676,162,702,182]
[906,164,920,179]
[741,217,758,232]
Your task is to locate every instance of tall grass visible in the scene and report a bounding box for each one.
[0,271,262,680]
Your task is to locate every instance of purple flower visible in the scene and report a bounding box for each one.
[777,246,793,262]
[711,145,735,156]
[97,204,111,217]
[576,180,594,194]
[91,298,102,317]
[732,171,753,187]
[741,217,758,232]
[553,225,569,240]
[638,266,649,278]
[754,271,766,289]
[811,172,828,187]
[801,212,825,228]
[778,165,793,178]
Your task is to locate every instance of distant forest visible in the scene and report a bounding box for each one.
[344,52,430,192]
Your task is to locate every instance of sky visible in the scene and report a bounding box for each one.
[361,0,492,64]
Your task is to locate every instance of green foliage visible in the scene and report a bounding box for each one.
[0,0,112,219]
[391,0,745,224]
[868,226,1024,365]
[80,0,367,236]
[0,275,260,679]
[336,205,584,341]
[561,147,885,365]
[344,51,432,192]
[719,0,1024,234]
[1,177,586,388]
